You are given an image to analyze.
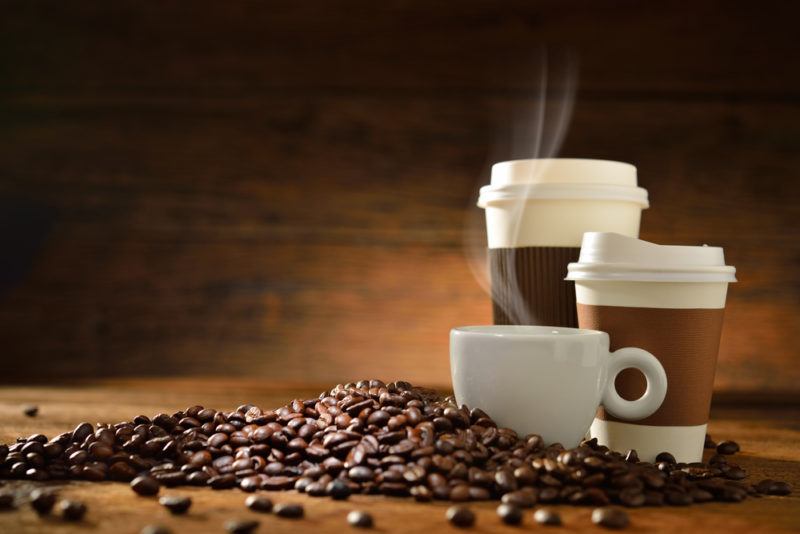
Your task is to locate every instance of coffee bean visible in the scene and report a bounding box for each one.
[71,422,94,444]
[716,441,740,455]
[327,479,351,500]
[59,499,87,521]
[533,508,562,526]
[591,507,629,529]
[655,452,676,464]
[497,503,523,525]
[348,466,374,482]
[501,490,536,508]
[159,495,191,514]
[446,505,475,528]
[347,510,374,528]
[245,495,273,512]
[666,491,693,506]
[23,405,39,417]
[618,488,645,507]
[225,519,260,533]
[30,488,57,515]
[0,382,761,513]
[131,475,160,496]
[755,479,792,496]
[141,525,172,534]
[209,474,237,489]
[410,485,433,502]
[704,434,717,449]
[274,502,304,519]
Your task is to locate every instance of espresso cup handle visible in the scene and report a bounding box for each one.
[602,347,668,421]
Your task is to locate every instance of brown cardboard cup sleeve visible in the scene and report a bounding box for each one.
[577,304,725,427]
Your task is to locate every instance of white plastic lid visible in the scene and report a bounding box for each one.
[478,158,649,208]
[566,232,737,283]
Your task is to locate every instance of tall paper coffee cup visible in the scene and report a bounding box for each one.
[567,232,737,462]
[478,159,648,326]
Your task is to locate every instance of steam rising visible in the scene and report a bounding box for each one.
[464,49,579,325]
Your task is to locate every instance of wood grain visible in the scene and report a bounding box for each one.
[0,381,798,534]
[0,1,799,389]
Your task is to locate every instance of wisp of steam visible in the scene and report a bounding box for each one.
[464,48,578,325]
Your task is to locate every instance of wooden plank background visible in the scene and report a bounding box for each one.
[0,1,798,391]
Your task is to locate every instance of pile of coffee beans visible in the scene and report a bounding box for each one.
[0,379,792,515]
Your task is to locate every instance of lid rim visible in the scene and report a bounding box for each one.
[478,183,650,208]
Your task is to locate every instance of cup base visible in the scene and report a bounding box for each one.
[590,419,706,463]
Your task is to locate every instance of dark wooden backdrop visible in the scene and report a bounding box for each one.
[1,1,798,392]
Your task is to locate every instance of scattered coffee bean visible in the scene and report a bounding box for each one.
[716,441,740,455]
[30,488,57,515]
[755,479,792,496]
[23,405,39,417]
[591,507,629,529]
[0,381,763,512]
[347,510,374,528]
[446,505,475,528]
[159,495,191,514]
[655,452,676,464]
[59,499,87,521]
[225,519,260,534]
[245,495,273,512]
[501,490,536,508]
[327,479,351,500]
[141,525,172,534]
[274,502,304,519]
[496,503,523,525]
[533,508,562,526]
[131,475,160,496]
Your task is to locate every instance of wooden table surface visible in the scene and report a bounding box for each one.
[0,380,798,533]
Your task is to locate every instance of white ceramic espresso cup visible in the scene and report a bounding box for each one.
[450,325,667,447]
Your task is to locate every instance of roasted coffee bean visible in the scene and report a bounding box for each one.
[533,508,562,526]
[140,525,172,534]
[655,452,676,464]
[131,475,160,496]
[0,382,760,511]
[446,505,475,528]
[327,479,351,500]
[347,510,374,528]
[159,495,191,514]
[716,441,740,455]
[666,491,693,506]
[501,490,536,508]
[225,519,260,534]
[449,485,471,502]
[23,405,39,417]
[592,506,629,529]
[209,474,237,489]
[274,502,304,518]
[72,423,94,444]
[410,485,433,502]
[619,488,646,507]
[59,499,87,521]
[496,503,523,525]
[30,488,57,515]
[755,479,792,496]
[245,495,273,512]
[348,466,374,482]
